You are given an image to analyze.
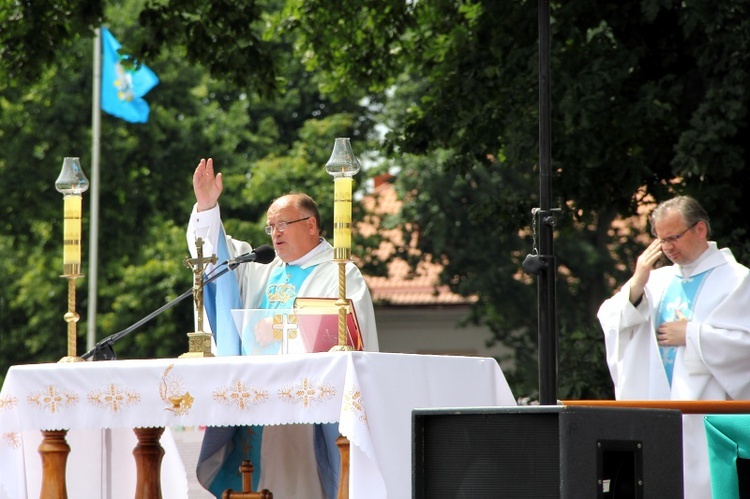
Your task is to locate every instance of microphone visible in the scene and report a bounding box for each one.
[228,244,276,267]
[81,243,276,361]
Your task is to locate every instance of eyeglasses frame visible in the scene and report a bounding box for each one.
[656,222,698,245]
[264,216,311,235]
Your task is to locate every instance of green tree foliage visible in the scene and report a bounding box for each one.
[0,0,376,385]
[282,0,749,398]
[1,0,747,401]
[0,0,103,88]
[135,0,279,95]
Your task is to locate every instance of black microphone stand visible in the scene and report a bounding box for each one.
[81,260,241,361]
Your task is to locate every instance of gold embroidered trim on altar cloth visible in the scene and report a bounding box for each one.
[160,364,194,415]
[2,432,21,449]
[214,380,269,410]
[28,386,79,413]
[0,394,17,414]
[278,377,335,408]
[342,387,368,426]
[88,384,141,413]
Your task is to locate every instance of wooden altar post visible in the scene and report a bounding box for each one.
[39,430,70,499]
[133,427,166,499]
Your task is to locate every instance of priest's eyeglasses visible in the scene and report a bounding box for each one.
[657,222,697,245]
[264,216,311,235]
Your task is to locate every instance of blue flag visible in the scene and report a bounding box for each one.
[100,27,159,123]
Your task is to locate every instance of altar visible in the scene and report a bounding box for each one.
[0,351,515,498]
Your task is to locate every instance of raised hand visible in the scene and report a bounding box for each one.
[193,158,223,212]
[629,239,663,305]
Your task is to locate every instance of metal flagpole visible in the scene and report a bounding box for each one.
[89,27,112,499]
[88,27,102,351]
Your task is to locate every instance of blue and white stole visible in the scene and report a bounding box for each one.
[656,269,713,385]
[200,229,260,496]
[261,264,316,309]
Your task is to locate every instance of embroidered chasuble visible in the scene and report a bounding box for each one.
[656,269,712,385]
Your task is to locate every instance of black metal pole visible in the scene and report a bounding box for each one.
[537,0,558,405]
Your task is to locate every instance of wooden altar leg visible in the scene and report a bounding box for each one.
[39,430,70,499]
[336,435,350,499]
[133,427,165,499]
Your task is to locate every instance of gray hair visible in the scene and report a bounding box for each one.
[650,195,711,239]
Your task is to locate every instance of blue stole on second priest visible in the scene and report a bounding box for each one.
[656,269,712,385]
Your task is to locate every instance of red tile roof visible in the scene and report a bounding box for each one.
[357,176,475,306]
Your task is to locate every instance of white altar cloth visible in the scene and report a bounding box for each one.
[0,352,515,498]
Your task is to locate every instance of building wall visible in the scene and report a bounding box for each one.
[374,306,513,371]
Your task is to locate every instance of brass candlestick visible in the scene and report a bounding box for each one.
[180,237,217,358]
[55,157,89,363]
[325,138,360,351]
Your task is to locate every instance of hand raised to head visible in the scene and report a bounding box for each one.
[193,158,223,212]
[629,239,663,305]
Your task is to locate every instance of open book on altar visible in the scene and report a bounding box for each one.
[231,298,362,355]
[294,297,364,352]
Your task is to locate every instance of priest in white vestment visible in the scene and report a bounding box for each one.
[598,195,750,499]
[187,158,379,498]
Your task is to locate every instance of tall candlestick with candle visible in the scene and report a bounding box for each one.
[325,138,361,350]
[55,157,89,362]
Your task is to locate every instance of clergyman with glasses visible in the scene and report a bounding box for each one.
[598,195,750,499]
[187,157,379,499]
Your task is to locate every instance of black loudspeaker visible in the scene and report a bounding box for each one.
[739,457,750,499]
[413,405,683,498]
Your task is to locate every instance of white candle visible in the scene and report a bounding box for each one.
[333,177,352,249]
[63,195,82,271]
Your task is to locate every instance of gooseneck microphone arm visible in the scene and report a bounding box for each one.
[81,244,276,361]
[81,263,232,361]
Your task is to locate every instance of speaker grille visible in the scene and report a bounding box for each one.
[415,412,561,498]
